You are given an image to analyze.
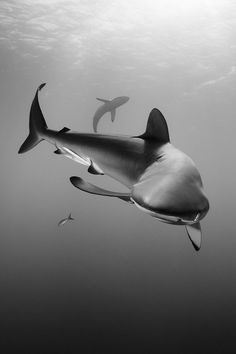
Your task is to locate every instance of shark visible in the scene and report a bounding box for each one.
[18,83,209,251]
[58,213,74,227]
[93,95,129,132]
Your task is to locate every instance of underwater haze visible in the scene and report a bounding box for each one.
[1,0,236,353]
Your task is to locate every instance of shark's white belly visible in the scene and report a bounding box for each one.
[59,146,91,166]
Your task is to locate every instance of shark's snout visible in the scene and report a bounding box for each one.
[132,177,209,224]
[122,96,129,103]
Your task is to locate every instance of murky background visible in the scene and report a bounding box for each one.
[1,1,236,353]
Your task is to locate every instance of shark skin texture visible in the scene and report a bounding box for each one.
[93,96,129,132]
[18,84,209,251]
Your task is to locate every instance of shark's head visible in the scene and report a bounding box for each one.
[131,150,209,226]
[112,96,130,107]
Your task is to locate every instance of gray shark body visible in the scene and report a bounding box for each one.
[19,84,209,251]
[93,96,129,132]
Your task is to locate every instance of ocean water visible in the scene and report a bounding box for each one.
[1,1,236,353]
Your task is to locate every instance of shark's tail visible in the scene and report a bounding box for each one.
[18,83,47,154]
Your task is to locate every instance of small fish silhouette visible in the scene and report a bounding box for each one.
[58,213,74,226]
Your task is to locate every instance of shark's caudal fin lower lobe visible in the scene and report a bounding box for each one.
[18,83,47,154]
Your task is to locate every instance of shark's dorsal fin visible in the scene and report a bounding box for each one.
[185,222,202,251]
[140,108,170,142]
[96,98,110,103]
[70,176,131,203]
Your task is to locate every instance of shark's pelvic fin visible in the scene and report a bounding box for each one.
[110,109,116,122]
[70,176,131,202]
[88,161,104,175]
[54,148,63,154]
[185,222,202,251]
[139,108,170,142]
[96,98,110,103]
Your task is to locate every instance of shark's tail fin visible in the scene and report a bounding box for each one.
[18,83,47,154]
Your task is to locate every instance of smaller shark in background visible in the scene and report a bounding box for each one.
[58,213,74,227]
[93,96,129,132]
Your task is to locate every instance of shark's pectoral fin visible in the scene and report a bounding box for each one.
[88,161,104,175]
[185,222,202,251]
[110,109,116,122]
[70,176,132,203]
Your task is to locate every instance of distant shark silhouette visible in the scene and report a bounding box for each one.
[58,213,74,226]
[93,96,129,132]
[19,84,209,251]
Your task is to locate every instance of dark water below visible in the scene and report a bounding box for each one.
[1,1,236,352]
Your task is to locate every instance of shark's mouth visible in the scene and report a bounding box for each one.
[130,198,200,225]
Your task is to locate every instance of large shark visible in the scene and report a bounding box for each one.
[93,95,129,132]
[19,84,209,251]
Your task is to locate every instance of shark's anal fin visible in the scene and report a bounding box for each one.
[96,98,110,103]
[88,161,104,175]
[185,222,202,251]
[70,176,132,203]
[110,109,116,122]
[56,127,70,135]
